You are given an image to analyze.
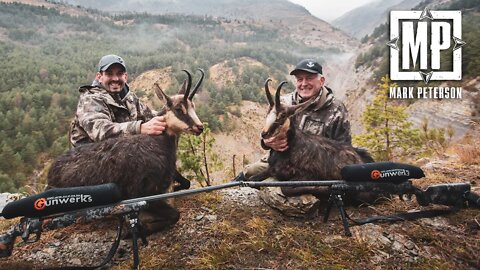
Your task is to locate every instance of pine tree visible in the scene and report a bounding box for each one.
[177,123,222,187]
[353,76,422,161]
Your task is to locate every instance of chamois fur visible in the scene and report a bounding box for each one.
[251,79,374,186]
[47,70,205,233]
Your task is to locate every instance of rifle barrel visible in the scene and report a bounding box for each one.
[121,181,346,204]
[121,181,243,204]
[242,180,345,188]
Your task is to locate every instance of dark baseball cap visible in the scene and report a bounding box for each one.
[290,59,322,75]
[98,54,126,72]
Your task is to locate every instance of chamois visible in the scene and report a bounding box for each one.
[47,69,205,233]
[251,79,374,196]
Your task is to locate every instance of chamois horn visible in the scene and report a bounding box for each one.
[181,69,192,101]
[275,81,288,111]
[189,69,204,100]
[264,78,274,107]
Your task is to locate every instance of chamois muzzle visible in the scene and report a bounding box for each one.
[191,124,204,135]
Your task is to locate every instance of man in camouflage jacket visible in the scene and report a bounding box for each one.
[69,54,167,147]
[244,59,352,218]
[69,54,177,231]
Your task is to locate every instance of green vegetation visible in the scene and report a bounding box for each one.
[353,76,422,161]
[0,2,326,192]
[354,76,456,161]
[178,124,222,187]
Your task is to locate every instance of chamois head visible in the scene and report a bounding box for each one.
[261,78,316,140]
[154,69,204,136]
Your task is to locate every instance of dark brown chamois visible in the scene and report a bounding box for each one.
[251,79,374,196]
[47,69,205,234]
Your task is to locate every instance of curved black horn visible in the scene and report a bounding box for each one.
[264,78,274,107]
[275,81,288,110]
[181,69,192,101]
[189,68,204,100]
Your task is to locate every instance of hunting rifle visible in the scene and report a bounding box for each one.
[0,162,478,269]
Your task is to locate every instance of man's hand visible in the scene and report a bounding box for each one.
[140,116,167,135]
[263,135,289,152]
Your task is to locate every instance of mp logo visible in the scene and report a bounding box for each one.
[388,8,466,83]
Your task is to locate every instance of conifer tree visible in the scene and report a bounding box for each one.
[177,123,222,187]
[353,76,421,161]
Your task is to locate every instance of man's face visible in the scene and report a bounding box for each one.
[294,71,325,100]
[96,64,128,93]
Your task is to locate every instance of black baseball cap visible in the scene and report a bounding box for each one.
[290,59,322,75]
[98,54,126,72]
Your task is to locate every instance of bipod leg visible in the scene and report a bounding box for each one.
[323,193,335,223]
[125,211,147,269]
[332,194,352,237]
[45,217,124,270]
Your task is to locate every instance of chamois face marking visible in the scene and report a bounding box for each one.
[154,69,205,136]
[261,79,316,140]
[262,107,292,140]
[166,96,202,136]
[265,109,277,130]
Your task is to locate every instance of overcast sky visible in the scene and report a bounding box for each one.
[288,0,376,22]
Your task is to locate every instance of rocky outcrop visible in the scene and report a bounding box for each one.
[407,88,478,138]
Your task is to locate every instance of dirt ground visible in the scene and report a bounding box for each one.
[1,159,479,270]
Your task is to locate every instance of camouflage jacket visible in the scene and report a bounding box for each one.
[69,84,154,147]
[280,86,351,143]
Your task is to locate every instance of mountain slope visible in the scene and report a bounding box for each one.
[60,0,309,20]
[60,0,358,51]
[0,0,360,191]
[332,0,423,39]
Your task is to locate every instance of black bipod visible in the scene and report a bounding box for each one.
[323,188,352,236]
[125,211,149,269]
[44,216,127,270]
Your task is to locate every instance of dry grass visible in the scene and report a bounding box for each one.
[454,142,480,165]
[451,127,480,164]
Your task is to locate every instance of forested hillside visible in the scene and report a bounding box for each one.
[332,0,423,39]
[60,0,308,20]
[0,2,337,192]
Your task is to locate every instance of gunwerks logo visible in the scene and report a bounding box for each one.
[33,194,93,211]
[388,8,466,84]
[370,169,410,180]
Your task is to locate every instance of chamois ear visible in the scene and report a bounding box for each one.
[179,80,187,95]
[154,83,173,108]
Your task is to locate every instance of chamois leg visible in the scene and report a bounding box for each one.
[173,170,190,191]
[354,147,375,163]
[248,170,271,182]
[139,201,180,235]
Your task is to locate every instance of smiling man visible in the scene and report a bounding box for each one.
[69,54,167,147]
[262,59,352,152]
[240,58,353,218]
